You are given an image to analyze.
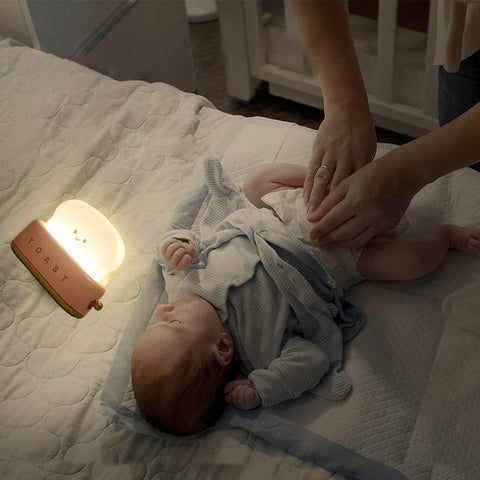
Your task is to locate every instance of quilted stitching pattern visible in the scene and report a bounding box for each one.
[1,36,480,479]
[0,38,337,479]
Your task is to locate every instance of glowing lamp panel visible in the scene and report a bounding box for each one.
[45,200,125,282]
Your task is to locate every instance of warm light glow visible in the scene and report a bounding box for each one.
[45,200,125,282]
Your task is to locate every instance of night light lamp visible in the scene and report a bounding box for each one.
[11,200,125,318]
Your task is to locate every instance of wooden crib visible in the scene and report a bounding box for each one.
[217,0,439,137]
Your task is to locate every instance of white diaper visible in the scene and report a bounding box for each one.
[261,189,410,292]
[261,189,362,291]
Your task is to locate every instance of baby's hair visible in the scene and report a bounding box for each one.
[131,342,235,436]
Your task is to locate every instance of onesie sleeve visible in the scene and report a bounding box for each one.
[247,336,331,407]
[156,229,206,270]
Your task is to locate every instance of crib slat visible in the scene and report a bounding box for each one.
[243,0,266,78]
[18,0,41,49]
[284,0,303,44]
[376,0,398,104]
[423,0,439,119]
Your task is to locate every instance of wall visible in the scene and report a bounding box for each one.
[0,0,196,91]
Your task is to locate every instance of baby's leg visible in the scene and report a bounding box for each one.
[243,163,307,209]
[357,225,480,281]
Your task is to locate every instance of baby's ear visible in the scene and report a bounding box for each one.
[213,331,234,367]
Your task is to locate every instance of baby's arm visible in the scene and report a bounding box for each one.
[161,238,197,271]
[225,336,330,409]
[243,163,307,209]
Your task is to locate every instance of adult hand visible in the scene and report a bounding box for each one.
[303,105,377,214]
[307,154,418,247]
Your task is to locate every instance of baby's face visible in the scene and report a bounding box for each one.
[135,295,224,366]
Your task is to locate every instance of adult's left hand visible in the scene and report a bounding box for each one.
[304,105,377,215]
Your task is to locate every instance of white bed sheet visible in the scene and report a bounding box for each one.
[221,123,480,479]
[1,37,479,480]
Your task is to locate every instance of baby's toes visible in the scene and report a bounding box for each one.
[467,237,480,255]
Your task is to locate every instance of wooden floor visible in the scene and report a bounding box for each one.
[189,19,413,145]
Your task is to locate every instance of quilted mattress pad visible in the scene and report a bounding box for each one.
[1,37,480,480]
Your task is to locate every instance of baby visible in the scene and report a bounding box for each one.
[131,160,480,436]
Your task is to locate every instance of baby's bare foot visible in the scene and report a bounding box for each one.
[445,225,480,255]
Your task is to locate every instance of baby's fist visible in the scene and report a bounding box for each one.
[225,379,261,410]
[161,238,197,271]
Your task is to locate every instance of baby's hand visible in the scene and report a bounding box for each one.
[225,379,261,410]
[161,238,197,271]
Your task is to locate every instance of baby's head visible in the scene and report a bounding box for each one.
[131,295,235,435]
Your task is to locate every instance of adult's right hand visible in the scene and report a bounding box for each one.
[307,153,419,247]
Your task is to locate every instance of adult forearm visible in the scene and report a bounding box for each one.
[386,102,480,192]
[290,0,369,112]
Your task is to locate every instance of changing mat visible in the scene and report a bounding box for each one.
[1,36,480,480]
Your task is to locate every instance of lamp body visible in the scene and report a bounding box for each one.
[11,200,125,318]
[12,220,105,318]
